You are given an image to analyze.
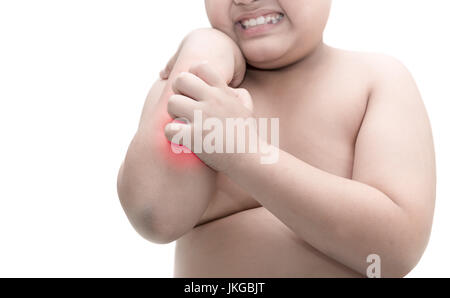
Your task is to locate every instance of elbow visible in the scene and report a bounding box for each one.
[383,252,420,278]
[117,163,189,244]
[131,209,183,244]
[344,224,430,277]
[118,193,183,245]
[360,243,424,278]
[117,179,182,244]
[387,217,432,278]
[380,232,430,278]
[120,195,184,244]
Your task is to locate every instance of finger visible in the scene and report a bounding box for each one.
[164,122,192,148]
[166,55,176,71]
[189,61,227,88]
[167,94,200,121]
[229,66,246,88]
[160,61,173,80]
[172,72,211,101]
[160,69,169,80]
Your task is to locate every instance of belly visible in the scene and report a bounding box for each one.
[174,206,362,278]
[173,106,361,277]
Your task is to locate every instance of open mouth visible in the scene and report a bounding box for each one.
[238,13,285,30]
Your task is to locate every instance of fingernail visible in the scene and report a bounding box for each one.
[173,117,189,124]
[167,123,184,131]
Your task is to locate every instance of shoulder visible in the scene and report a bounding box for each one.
[362,53,415,90]
[339,49,414,88]
[329,47,408,71]
[329,47,418,99]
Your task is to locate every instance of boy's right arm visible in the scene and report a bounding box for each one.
[117,28,246,244]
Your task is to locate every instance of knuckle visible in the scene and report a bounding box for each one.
[167,96,178,112]
[175,72,190,86]
[164,124,172,137]
[189,62,206,74]
[237,88,251,98]
[209,87,222,102]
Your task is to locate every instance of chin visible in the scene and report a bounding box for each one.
[241,42,289,69]
[244,48,306,70]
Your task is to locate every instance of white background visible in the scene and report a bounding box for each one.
[0,0,448,277]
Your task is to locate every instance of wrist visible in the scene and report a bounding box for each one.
[221,138,277,177]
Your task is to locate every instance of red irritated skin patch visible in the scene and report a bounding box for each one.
[156,112,203,169]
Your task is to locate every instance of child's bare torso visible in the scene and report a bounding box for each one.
[173,47,373,277]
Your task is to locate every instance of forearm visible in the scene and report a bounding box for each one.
[118,126,216,244]
[224,147,419,277]
[118,79,214,244]
[118,28,245,244]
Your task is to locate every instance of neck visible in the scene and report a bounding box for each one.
[245,41,330,85]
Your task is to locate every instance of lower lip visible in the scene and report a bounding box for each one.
[236,17,285,39]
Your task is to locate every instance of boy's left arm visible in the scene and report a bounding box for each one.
[223,57,436,277]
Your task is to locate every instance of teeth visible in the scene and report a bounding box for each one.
[240,13,283,30]
[256,16,265,25]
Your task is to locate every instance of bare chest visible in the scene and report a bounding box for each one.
[196,77,369,226]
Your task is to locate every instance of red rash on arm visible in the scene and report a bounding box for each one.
[155,108,203,169]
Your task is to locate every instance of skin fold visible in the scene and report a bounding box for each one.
[117,0,436,277]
